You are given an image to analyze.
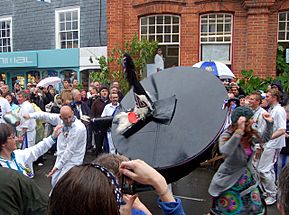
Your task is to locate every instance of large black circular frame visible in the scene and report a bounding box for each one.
[112,67,228,183]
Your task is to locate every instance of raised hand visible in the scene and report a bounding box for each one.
[22,114,30,120]
[52,125,63,139]
[237,116,246,131]
[47,167,58,177]
[262,112,273,123]
[119,159,175,202]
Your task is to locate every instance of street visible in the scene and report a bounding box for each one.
[33,152,279,215]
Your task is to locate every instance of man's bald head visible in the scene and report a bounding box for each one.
[60,106,74,126]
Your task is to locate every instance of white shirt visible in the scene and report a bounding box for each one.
[0,97,11,123]
[16,101,36,132]
[266,103,286,149]
[76,104,83,118]
[154,54,164,71]
[101,103,119,117]
[29,111,87,187]
[0,136,55,178]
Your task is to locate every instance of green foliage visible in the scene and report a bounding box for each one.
[76,83,84,91]
[111,70,129,95]
[89,56,110,87]
[276,72,289,93]
[238,70,273,95]
[111,33,158,79]
[238,45,289,94]
[276,45,289,75]
[89,33,158,94]
[276,45,289,93]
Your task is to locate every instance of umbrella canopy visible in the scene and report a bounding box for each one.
[112,66,228,183]
[193,61,235,80]
[36,77,61,88]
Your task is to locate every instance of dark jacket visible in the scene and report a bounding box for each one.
[0,168,48,215]
[51,105,61,114]
[91,97,109,118]
[71,101,91,120]
[87,95,99,109]
[281,119,289,155]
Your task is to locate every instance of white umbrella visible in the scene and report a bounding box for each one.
[37,77,62,88]
[193,61,235,80]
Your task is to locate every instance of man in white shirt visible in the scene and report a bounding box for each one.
[248,92,268,136]
[248,92,270,168]
[154,48,164,72]
[101,93,119,154]
[257,89,287,205]
[25,105,87,188]
[16,91,36,148]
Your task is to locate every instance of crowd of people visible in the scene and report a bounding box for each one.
[209,80,289,214]
[0,78,185,215]
[0,76,289,215]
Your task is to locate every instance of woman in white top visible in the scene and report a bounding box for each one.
[0,123,62,178]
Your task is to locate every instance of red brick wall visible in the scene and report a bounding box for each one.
[107,0,284,78]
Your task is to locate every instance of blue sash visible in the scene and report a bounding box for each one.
[20,132,28,149]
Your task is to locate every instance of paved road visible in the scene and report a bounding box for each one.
[33,153,279,215]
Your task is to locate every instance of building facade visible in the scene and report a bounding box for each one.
[0,0,107,90]
[107,0,289,78]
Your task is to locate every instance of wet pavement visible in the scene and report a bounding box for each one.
[33,152,279,215]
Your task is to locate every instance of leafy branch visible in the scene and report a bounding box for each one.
[89,33,158,94]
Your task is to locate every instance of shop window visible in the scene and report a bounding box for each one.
[55,7,80,49]
[59,70,77,91]
[0,73,6,82]
[0,17,12,52]
[42,70,59,79]
[140,15,180,68]
[200,13,233,64]
[60,70,77,81]
[27,71,40,85]
[12,75,25,89]
[80,69,96,90]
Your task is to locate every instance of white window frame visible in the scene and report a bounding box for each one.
[140,15,180,66]
[55,7,80,49]
[140,15,180,45]
[278,11,289,42]
[0,16,13,52]
[200,13,233,64]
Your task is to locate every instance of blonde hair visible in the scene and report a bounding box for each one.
[268,88,281,102]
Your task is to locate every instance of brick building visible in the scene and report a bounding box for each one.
[0,0,107,90]
[107,0,289,78]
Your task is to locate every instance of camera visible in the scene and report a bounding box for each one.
[121,175,154,194]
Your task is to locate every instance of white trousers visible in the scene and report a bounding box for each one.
[107,132,116,154]
[257,147,280,197]
[26,130,36,148]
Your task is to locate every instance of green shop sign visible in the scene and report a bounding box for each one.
[0,52,38,68]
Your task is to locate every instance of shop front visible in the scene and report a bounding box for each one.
[0,47,107,91]
[0,49,79,91]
